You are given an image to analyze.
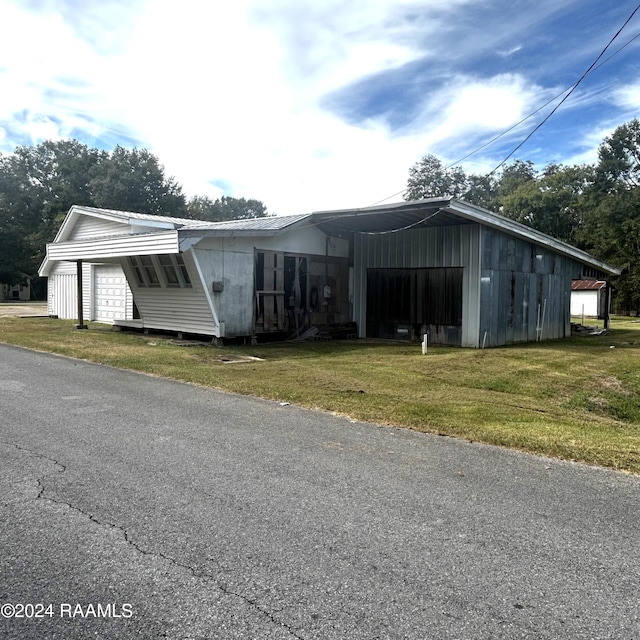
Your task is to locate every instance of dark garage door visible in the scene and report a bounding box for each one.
[366,267,463,343]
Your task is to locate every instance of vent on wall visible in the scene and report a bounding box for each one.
[212,281,224,293]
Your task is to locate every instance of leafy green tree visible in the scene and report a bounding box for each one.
[0,139,275,287]
[594,118,640,192]
[464,173,499,210]
[584,120,640,314]
[495,160,536,201]
[88,146,186,216]
[500,164,595,244]
[404,155,530,210]
[0,228,28,284]
[186,195,269,221]
[0,140,100,281]
[405,154,470,200]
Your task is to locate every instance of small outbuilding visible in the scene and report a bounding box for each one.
[570,279,608,319]
[39,199,620,347]
[1,278,31,302]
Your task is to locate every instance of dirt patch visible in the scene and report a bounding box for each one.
[0,303,49,317]
[600,376,630,395]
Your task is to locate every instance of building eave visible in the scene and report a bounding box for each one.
[39,230,180,276]
[447,199,621,276]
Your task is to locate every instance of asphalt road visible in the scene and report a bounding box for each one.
[1,343,638,639]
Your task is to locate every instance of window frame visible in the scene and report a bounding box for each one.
[129,254,192,288]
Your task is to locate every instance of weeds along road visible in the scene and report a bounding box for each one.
[1,343,639,640]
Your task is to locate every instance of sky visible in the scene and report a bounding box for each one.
[1,0,639,215]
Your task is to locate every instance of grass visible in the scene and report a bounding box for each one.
[1,314,639,474]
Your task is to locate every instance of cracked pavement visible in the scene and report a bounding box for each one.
[1,343,639,639]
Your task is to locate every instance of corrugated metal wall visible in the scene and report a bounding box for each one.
[478,229,579,347]
[353,224,482,346]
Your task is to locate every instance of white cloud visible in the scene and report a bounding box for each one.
[613,82,640,112]
[89,0,435,212]
[434,75,540,137]
[0,0,637,214]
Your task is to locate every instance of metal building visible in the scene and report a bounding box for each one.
[313,199,620,347]
[40,199,620,347]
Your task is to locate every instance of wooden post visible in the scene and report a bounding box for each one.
[76,260,88,329]
[603,280,611,330]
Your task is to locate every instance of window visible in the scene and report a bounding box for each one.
[174,254,191,286]
[158,254,179,286]
[129,256,146,287]
[129,255,191,288]
[139,256,160,286]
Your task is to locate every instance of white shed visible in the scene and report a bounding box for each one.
[570,280,608,318]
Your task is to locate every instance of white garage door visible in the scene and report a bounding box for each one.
[93,265,131,323]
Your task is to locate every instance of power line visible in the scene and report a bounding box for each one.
[369,13,640,207]
[486,3,640,176]
[449,30,640,169]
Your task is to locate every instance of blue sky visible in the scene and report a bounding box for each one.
[1,0,639,214]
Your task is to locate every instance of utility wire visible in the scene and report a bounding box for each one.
[449,29,640,168]
[368,17,640,207]
[486,3,640,176]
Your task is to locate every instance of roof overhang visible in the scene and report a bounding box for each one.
[311,198,621,277]
[39,231,179,276]
[312,198,456,236]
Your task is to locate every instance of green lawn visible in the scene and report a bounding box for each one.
[2,315,639,473]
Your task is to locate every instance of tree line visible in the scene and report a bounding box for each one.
[405,119,640,315]
[0,140,269,286]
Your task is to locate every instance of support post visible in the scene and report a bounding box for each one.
[76,260,88,329]
[603,280,611,330]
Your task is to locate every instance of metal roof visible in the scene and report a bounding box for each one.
[311,198,621,277]
[70,205,195,227]
[311,198,464,235]
[572,280,607,291]
[180,213,312,234]
[51,200,621,277]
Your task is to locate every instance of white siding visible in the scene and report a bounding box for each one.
[128,287,215,334]
[70,216,130,240]
[571,290,599,317]
[47,262,92,320]
[119,252,217,335]
[48,273,75,319]
[47,231,180,261]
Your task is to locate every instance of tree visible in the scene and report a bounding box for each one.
[88,146,186,216]
[404,155,529,210]
[499,164,595,244]
[0,140,100,281]
[0,139,274,288]
[186,195,269,222]
[583,120,640,314]
[495,160,536,201]
[405,154,470,200]
[594,118,640,192]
